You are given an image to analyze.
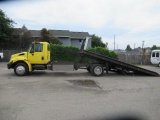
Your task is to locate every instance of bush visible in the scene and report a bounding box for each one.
[87,47,109,56]
[50,44,79,61]
[87,47,118,60]
[109,51,118,60]
[50,44,118,62]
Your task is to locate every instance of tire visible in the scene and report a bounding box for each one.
[14,63,29,76]
[158,63,160,67]
[87,68,91,73]
[90,64,104,76]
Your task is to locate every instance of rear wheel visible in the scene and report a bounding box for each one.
[14,63,29,76]
[90,64,104,76]
[158,63,160,67]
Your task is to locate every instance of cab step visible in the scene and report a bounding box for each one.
[33,65,46,70]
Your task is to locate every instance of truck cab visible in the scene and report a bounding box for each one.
[7,42,50,76]
[28,42,50,64]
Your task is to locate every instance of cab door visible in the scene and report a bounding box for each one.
[28,43,45,64]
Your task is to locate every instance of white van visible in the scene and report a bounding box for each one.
[151,50,160,67]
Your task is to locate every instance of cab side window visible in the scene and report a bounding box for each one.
[35,43,43,52]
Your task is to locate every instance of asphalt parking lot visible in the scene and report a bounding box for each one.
[0,62,160,120]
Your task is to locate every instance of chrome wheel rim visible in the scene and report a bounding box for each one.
[16,66,25,75]
[94,66,102,75]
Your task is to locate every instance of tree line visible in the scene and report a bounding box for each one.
[0,9,105,50]
[125,44,160,51]
[2,9,158,51]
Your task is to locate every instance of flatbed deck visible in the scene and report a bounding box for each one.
[79,50,159,76]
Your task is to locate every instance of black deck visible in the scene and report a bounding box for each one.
[80,50,159,76]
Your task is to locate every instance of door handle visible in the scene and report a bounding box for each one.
[42,56,44,60]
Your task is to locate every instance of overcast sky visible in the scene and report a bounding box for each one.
[0,0,160,50]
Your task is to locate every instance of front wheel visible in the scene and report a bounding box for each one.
[87,68,91,73]
[158,63,160,67]
[14,63,29,76]
[90,64,104,76]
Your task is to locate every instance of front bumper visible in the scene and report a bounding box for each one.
[7,62,12,69]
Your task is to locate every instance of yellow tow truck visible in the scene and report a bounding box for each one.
[7,37,159,76]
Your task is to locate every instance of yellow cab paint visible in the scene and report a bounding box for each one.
[9,42,50,72]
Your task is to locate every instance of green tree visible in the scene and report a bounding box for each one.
[0,9,14,49]
[40,28,50,42]
[91,34,105,48]
[40,28,62,45]
[125,44,132,51]
[22,24,27,30]
[10,26,32,50]
[21,30,32,50]
[151,45,158,50]
[157,47,160,50]
[50,36,62,45]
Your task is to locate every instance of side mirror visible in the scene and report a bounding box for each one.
[30,44,34,54]
[30,49,34,54]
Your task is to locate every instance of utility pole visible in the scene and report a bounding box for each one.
[142,41,145,50]
[114,34,115,51]
[106,42,108,48]
[141,41,145,65]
